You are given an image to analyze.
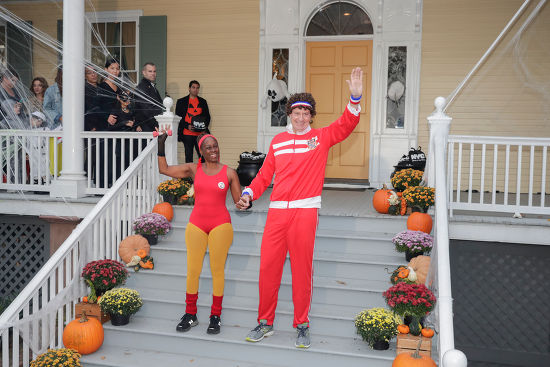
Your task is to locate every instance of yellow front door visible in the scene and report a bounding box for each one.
[306,40,372,179]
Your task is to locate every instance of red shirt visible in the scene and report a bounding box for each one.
[183,96,202,136]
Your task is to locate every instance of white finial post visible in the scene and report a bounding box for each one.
[425,97,452,187]
[443,349,468,367]
[155,96,180,165]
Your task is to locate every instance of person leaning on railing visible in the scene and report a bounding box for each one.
[156,127,241,335]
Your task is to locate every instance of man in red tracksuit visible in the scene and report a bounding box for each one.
[237,67,364,348]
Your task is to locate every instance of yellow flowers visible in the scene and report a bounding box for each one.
[30,348,81,367]
[402,186,435,211]
[99,288,142,316]
[354,307,401,348]
[157,178,194,197]
[391,168,424,192]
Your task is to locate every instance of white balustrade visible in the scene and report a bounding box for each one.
[0,141,159,367]
[447,135,550,216]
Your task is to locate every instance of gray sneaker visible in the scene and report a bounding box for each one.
[245,322,274,342]
[295,325,311,348]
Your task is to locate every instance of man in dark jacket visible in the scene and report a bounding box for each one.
[134,62,163,132]
[176,80,211,162]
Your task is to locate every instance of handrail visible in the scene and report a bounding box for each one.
[0,139,159,366]
[427,97,467,367]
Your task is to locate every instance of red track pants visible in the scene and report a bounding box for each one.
[257,208,319,327]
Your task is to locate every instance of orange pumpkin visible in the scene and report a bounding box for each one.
[82,296,88,303]
[62,312,104,355]
[421,328,435,338]
[393,349,437,367]
[407,212,433,234]
[397,324,409,334]
[118,235,150,264]
[373,185,392,214]
[153,202,174,222]
[397,268,410,278]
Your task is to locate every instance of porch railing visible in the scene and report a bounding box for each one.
[447,135,549,217]
[0,140,159,367]
[0,129,153,195]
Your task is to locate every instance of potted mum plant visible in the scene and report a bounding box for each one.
[99,287,143,326]
[31,348,82,367]
[132,212,171,245]
[383,283,436,336]
[157,177,194,205]
[354,307,401,350]
[402,186,435,213]
[392,230,433,261]
[81,259,128,302]
[390,168,424,192]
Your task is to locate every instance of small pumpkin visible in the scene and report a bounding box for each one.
[397,324,409,334]
[137,249,148,259]
[397,268,410,278]
[407,212,433,234]
[373,184,393,214]
[118,235,150,264]
[421,328,434,338]
[62,312,104,355]
[152,202,174,222]
[82,296,88,303]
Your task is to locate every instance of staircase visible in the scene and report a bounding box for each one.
[81,204,408,367]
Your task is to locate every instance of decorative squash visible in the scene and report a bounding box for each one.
[373,185,393,214]
[408,255,431,285]
[118,235,150,264]
[397,268,410,278]
[397,324,409,334]
[152,202,174,222]
[82,296,88,303]
[421,328,435,338]
[137,249,148,259]
[407,212,433,234]
[62,312,104,355]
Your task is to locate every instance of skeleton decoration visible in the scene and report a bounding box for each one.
[261,72,290,109]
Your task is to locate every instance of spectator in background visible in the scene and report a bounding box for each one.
[84,67,100,131]
[0,67,24,129]
[134,62,162,132]
[29,77,48,113]
[43,68,63,129]
[176,80,210,163]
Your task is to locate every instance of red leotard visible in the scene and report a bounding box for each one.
[189,164,231,234]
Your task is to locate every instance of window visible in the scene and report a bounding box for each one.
[306,1,372,36]
[0,24,6,65]
[271,48,289,127]
[386,46,407,129]
[91,21,137,83]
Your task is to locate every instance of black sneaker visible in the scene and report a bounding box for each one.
[176,313,198,332]
[207,315,221,334]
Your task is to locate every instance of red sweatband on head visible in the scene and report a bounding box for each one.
[198,134,216,149]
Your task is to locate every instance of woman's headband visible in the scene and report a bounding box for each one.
[198,134,216,149]
[290,101,312,109]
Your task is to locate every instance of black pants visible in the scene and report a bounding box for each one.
[182,134,200,163]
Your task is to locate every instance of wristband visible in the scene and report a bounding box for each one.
[157,152,165,157]
[350,94,362,102]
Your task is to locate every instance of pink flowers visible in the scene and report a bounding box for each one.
[382,283,436,317]
[132,213,171,236]
[81,259,128,293]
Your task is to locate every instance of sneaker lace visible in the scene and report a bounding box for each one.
[252,323,266,332]
[297,326,308,338]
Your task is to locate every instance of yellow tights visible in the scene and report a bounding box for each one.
[185,222,233,296]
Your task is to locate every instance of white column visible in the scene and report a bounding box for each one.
[425,97,452,187]
[50,0,87,198]
[154,97,180,166]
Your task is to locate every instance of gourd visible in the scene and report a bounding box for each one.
[421,328,434,338]
[152,202,174,222]
[407,212,433,234]
[118,235,150,264]
[408,316,422,336]
[62,312,104,355]
[397,324,409,334]
[408,256,431,285]
[372,185,393,214]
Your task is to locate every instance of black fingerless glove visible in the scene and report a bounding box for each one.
[157,134,167,157]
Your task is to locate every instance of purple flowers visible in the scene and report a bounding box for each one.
[392,230,433,254]
[132,213,171,236]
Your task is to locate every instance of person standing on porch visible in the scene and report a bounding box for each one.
[156,128,241,334]
[134,62,163,132]
[237,67,364,349]
[176,80,211,162]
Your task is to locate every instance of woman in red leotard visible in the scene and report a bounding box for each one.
[157,128,241,334]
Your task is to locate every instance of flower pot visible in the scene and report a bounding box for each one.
[405,250,423,262]
[142,234,158,246]
[110,313,130,326]
[372,340,390,350]
[162,194,178,205]
[236,161,262,186]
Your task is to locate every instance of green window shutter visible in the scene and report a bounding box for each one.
[139,16,167,97]
[57,19,62,65]
[7,21,33,87]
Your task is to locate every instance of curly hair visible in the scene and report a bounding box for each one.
[285,93,316,117]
